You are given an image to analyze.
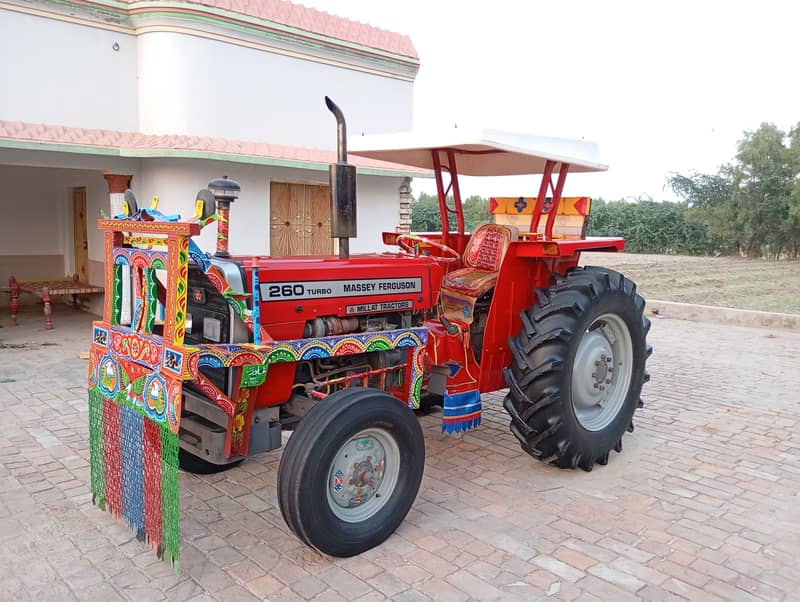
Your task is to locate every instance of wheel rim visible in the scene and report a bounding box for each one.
[571,312,634,431]
[326,428,400,523]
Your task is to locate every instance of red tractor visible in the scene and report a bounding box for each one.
[89,98,650,562]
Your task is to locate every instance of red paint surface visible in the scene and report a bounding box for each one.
[102,398,123,516]
[143,419,163,547]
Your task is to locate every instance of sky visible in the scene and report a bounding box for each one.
[301,0,800,201]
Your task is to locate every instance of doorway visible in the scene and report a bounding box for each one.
[72,187,88,280]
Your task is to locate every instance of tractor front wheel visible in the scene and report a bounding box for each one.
[503,266,651,471]
[178,449,243,474]
[277,387,425,557]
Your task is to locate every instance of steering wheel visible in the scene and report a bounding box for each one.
[396,234,461,264]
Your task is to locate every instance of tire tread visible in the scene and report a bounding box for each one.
[503,266,651,471]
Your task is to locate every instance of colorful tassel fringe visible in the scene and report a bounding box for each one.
[89,389,181,570]
[442,390,482,434]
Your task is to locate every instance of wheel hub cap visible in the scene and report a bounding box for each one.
[571,313,634,431]
[326,428,399,523]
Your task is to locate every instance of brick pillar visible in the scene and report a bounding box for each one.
[104,173,132,216]
[398,177,412,234]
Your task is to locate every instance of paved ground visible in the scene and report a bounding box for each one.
[1,304,799,601]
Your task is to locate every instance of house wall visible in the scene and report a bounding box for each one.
[0,9,139,131]
[136,32,414,145]
[0,164,109,305]
[0,155,405,316]
[0,5,414,313]
[0,10,412,143]
[135,158,403,255]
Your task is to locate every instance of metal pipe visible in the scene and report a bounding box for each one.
[325,96,357,258]
[325,96,347,162]
[545,163,570,239]
[530,160,556,234]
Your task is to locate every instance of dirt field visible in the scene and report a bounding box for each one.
[580,252,800,314]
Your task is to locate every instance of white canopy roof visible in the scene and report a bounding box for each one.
[348,128,608,176]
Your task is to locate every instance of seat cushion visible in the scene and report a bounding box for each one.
[464,224,515,271]
[442,267,498,297]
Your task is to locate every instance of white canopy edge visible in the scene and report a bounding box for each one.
[348,128,608,176]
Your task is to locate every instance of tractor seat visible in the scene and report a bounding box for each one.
[442,223,518,298]
[439,224,517,327]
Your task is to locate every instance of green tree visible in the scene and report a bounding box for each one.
[463,195,490,231]
[668,171,738,254]
[409,192,441,232]
[670,122,800,259]
[410,193,491,232]
[730,123,794,258]
[587,199,712,255]
[784,124,800,258]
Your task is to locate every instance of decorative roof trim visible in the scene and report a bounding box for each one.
[0,121,432,178]
[37,0,419,68]
[133,24,416,81]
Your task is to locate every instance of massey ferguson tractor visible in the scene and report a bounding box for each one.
[87,98,650,564]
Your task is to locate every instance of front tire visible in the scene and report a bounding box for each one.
[178,449,243,474]
[277,387,425,557]
[503,266,651,471]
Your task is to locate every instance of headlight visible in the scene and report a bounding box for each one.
[203,317,222,342]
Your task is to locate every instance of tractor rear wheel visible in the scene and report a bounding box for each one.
[277,387,425,557]
[503,266,651,471]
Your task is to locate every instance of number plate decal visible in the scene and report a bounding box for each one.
[260,278,422,302]
[345,300,414,315]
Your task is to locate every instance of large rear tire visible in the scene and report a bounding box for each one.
[503,266,651,471]
[277,387,425,557]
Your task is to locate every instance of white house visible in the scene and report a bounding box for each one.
[0,0,423,309]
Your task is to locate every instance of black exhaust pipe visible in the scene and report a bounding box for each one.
[325,96,357,259]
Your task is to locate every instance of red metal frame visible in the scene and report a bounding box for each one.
[545,163,570,239]
[421,154,624,397]
[530,159,556,232]
[432,150,465,251]
[526,160,572,237]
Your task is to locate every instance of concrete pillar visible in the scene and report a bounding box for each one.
[103,173,132,216]
[398,177,412,233]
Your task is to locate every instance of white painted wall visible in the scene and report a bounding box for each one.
[137,32,413,145]
[0,165,66,256]
[0,164,108,284]
[0,154,403,313]
[350,174,406,251]
[0,165,105,259]
[0,150,402,262]
[0,12,413,143]
[0,9,139,131]
[134,158,402,255]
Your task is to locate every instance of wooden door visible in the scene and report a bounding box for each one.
[306,184,332,255]
[72,187,89,281]
[270,182,332,256]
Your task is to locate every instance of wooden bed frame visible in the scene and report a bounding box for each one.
[8,275,104,329]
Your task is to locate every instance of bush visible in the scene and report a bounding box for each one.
[412,193,728,256]
[586,199,717,255]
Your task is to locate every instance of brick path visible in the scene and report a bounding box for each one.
[1,305,799,601]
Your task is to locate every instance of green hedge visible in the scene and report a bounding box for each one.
[586,199,715,255]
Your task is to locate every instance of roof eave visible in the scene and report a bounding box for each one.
[0,138,432,178]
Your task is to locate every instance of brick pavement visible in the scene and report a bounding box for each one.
[1,305,799,601]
